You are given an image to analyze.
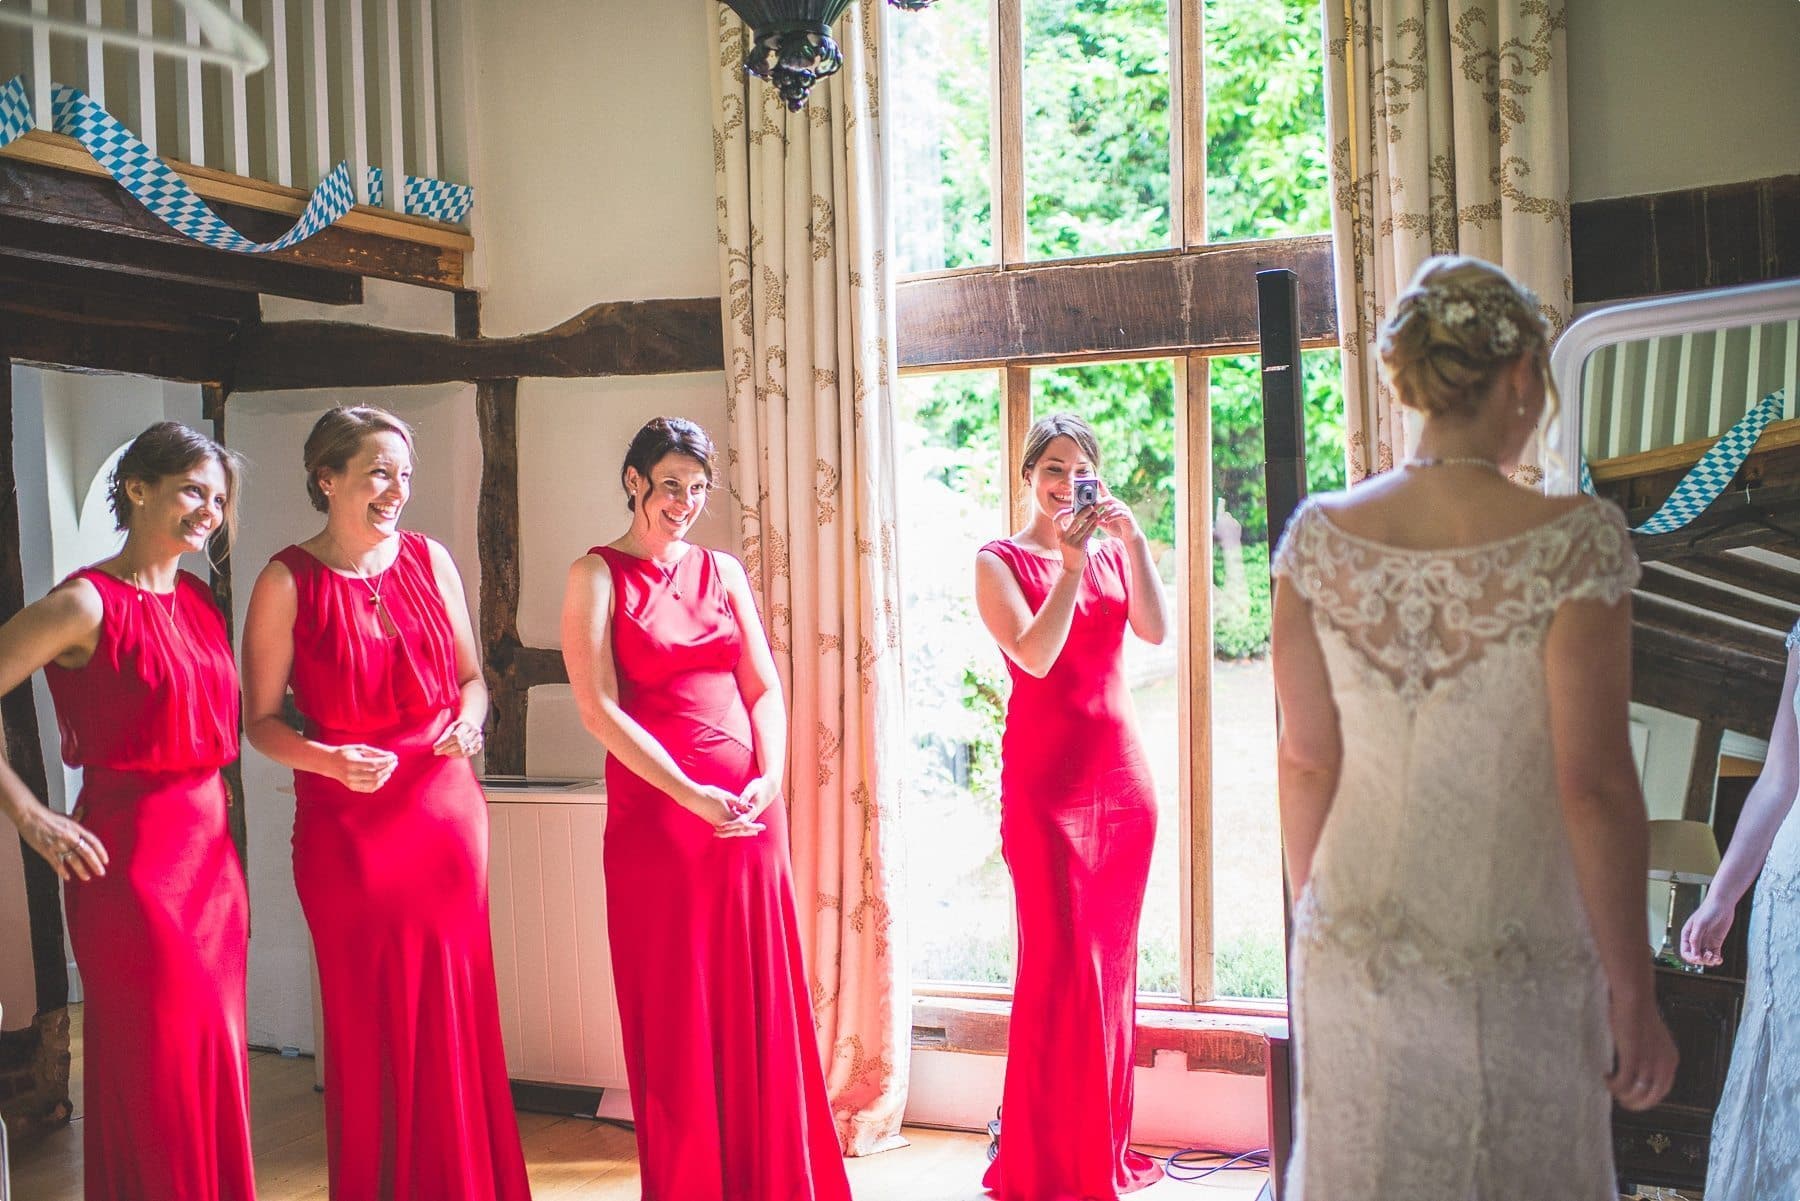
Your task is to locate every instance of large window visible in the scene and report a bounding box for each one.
[891,0,1337,1006]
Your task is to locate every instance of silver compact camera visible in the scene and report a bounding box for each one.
[1072,475,1101,510]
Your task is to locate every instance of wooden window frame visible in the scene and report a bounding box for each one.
[895,0,1334,1009]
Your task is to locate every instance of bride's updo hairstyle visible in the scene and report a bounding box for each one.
[1378,255,1552,419]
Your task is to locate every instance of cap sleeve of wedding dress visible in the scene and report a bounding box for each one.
[1787,615,1800,651]
[1274,492,1636,1201]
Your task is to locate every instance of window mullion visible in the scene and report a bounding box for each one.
[1175,0,1207,248]
[1002,363,1033,532]
[1176,351,1215,1002]
[994,0,1024,265]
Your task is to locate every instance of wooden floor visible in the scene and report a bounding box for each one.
[10,1007,1269,1200]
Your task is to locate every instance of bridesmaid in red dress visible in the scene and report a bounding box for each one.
[974,413,1171,1201]
[561,417,850,1201]
[242,406,529,1201]
[0,422,254,1201]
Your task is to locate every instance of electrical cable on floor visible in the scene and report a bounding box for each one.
[1160,1146,1272,1183]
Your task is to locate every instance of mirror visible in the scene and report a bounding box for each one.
[1551,279,1800,1195]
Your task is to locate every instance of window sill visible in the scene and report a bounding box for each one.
[911,996,1288,1077]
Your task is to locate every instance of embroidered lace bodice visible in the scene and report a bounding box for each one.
[1272,495,1639,1201]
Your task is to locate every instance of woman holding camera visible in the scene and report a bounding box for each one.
[973,413,1170,1200]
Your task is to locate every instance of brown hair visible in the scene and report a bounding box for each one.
[620,417,715,511]
[108,422,247,553]
[1378,255,1553,419]
[1019,413,1102,479]
[302,405,416,512]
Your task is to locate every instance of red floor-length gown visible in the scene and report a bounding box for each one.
[979,538,1163,1201]
[43,567,255,1201]
[592,545,851,1201]
[275,531,529,1201]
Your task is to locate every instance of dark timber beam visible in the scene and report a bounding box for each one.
[203,385,248,866]
[0,156,462,291]
[0,307,234,383]
[1637,565,1800,634]
[1669,551,1800,609]
[0,213,361,306]
[1635,593,1787,664]
[1571,173,1800,303]
[1683,720,1726,823]
[896,235,1336,368]
[0,254,262,324]
[233,297,725,390]
[1633,626,1783,734]
[476,377,527,774]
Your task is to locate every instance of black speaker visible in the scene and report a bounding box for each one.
[1256,268,1307,546]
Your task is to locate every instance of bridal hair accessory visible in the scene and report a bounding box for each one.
[1401,280,1545,360]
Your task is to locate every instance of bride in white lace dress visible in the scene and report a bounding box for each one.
[1680,620,1800,1198]
[1270,256,1677,1200]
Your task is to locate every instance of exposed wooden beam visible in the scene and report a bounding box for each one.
[1571,173,1800,304]
[1637,565,1800,633]
[0,156,462,291]
[0,213,361,306]
[1670,551,1800,608]
[511,646,569,690]
[896,235,1336,369]
[1634,593,1786,664]
[203,384,248,867]
[0,254,262,324]
[234,298,725,390]
[1683,720,1726,823]
[476,378,527,775]
[1633,626,1783,734]
[0,359,71,1019]
[0,307,234,383]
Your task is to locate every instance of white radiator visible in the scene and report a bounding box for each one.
[485,783,628,1093]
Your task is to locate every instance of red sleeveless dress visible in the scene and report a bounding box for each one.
[274,531,528,1201]
[978,538,1162,1201]
[43,567,254,1201]
[592,545,850,1201]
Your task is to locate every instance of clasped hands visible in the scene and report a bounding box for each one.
[687,775,779,838]
[328,718,482,793]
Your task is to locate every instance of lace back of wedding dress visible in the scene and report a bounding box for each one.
[1270,495,1641,1201]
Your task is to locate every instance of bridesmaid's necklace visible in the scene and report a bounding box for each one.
[327,532,395,612]
[623,534,684,598]
[129,569,180,633]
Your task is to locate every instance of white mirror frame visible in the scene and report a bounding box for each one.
[1545,277,1800,495]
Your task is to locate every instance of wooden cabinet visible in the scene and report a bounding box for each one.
[1612,965,1743,1191]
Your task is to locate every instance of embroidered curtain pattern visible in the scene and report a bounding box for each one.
[1325,0,1572,482]
[711,0,909,1156]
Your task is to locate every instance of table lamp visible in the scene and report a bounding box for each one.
[1648,819,1721,971]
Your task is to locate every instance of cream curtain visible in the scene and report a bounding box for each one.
[711,1,909,1156]
[1325,0,1573,483]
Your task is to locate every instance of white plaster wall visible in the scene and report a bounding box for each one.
[515,372,732,779]
[1567,0,1800,201]
[228,381,480,1051]
[461,0,721,335]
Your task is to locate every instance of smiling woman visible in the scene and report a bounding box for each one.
[0,421,255,1201]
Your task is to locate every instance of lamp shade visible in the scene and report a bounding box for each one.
[1647,819,1722,883]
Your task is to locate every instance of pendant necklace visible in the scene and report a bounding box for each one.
[130,569,181,634]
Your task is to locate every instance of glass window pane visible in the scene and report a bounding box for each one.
[889,3,996,273]
[1023,0,1173,260]
[897,371,1012,985]
[1034,360,1183,994]
[1207,348,1343,999]
[1204,0,1330,242]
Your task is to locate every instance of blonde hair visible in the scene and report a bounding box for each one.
[302,406,416,512]
[1379,256,1553,420]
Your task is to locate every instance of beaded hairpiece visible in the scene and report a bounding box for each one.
[1399,279,1545,360]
